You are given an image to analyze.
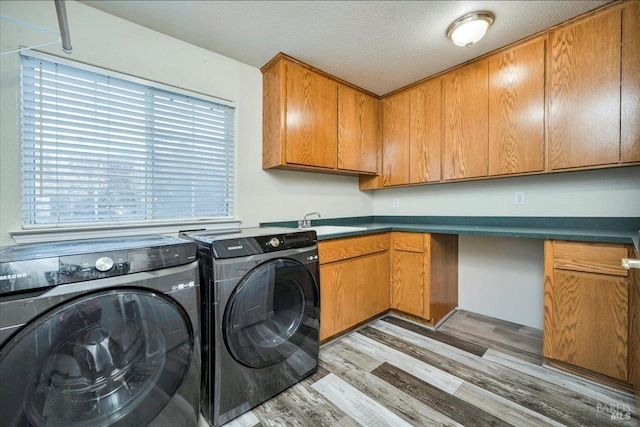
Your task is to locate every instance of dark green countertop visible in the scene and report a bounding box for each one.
[260,216,640,251]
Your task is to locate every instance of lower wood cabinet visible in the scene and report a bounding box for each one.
[318,234,390,340]
[543,240,631,382]
[629,249,640,409]
[390,232,458,325]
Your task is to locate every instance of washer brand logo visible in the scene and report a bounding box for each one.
[227,245,243,251]
[0,273,28,281]
[172,281,195,291]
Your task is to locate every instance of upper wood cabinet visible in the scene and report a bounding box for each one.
[382,91,410,186]
[488,37,546,176]
[262,54,378,175]
[409,78,442,184]
[622,1,640,163]
[548,9,622,170]
[443,59,489,180]
[337,85,379,173]
[381,78,442,187]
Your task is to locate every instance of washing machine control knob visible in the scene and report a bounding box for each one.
[268,237,280,248]
[95,256,114,272]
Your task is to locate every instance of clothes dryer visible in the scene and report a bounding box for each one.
[182,228,319,426]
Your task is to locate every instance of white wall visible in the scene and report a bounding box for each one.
[373,167,640,328]
[0,1,372,246]
[373,167,640,216]
[458,235,544,329]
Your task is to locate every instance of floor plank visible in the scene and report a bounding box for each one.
[364,319,636,427]
[208,310,637,427]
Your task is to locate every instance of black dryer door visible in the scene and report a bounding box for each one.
[223,258,319,369]
[0,289,193,427]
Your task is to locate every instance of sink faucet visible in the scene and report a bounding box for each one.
[299,212,321,228]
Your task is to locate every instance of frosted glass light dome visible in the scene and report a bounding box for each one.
[447,12,495,48]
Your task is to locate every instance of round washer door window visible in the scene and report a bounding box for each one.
[223,258,319,369]
[0,290,193,427]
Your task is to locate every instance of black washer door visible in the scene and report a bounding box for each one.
[0,289,193,427]
[223,258,318,369]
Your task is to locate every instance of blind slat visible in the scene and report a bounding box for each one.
[21,54,236,226]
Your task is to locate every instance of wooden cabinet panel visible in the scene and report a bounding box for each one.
[622,1,640,163]
[382,92,411,186]
[320,260,358,341]
[443,60,489,180]
[409,78,442,184]
[488,37,545,176]
[549,9,621,170]
[262,60,286,169]
[319,233,389,264]
[338,85,379,173]
[390,233,458,324]
[319,246,389,341]
[285,61,338,169]
[391,250,424,318]
[263,54,379,175]
[362,252,391,321]
[427,233,459,323]
[629,252,640,407]
[543,269,629,381]
[553,241,628,277]
[392,232,423,252]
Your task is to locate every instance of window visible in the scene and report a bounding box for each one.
[20,53,235,228]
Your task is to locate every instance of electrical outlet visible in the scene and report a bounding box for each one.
[393,199,400,208]
[514,192,525,205]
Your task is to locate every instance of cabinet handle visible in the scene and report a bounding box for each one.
[621,258,640,270]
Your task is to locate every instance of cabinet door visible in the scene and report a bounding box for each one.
[622,1,640,163]
[337,85,378,173]
[319,251,389,341]
[488,38,545,176]
[549,9,621,170]
[285,61,337,169]
[359,252,390,320]
[391,250,424,318]
[543,269,629,381]
[410,78,442,184]
[443,60,489,180]
[320,261,357,341]
[382,92,410,186]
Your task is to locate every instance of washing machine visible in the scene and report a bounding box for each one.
[182,228,320,426]
[0,235,201,427]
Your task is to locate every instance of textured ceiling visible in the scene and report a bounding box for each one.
[79,0,608,96]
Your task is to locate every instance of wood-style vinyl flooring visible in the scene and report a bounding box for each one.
[209,310,638,427]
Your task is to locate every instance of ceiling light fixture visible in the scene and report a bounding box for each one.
[446,11,495,48]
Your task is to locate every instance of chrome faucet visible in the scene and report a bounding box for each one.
[298,212,321,228]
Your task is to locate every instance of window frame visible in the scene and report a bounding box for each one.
[13,51,239,243]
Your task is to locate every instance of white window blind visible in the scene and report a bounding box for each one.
[20,54,236,227]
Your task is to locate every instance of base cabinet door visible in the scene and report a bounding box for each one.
[319,234,390,341]
[544,270,629,381]
[390,233,458,324]
[320,252,389,341]
[543,240,630,382]
[390,250,424,317]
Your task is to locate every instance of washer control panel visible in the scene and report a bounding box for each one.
[0,238,197,295]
